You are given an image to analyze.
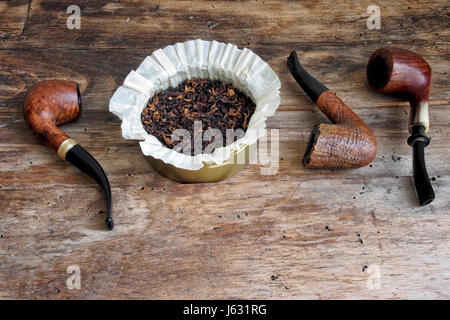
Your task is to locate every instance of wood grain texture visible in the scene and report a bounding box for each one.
[0,0,449,299]
[0,0,31,37]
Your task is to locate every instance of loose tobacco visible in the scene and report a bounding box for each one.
[141,78,256,155]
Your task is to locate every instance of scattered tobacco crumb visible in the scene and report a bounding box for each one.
[206,21,219,29]
[356,232,364,244]
[141,78,256,155]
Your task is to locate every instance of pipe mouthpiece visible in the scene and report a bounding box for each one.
[65,145,114,230]
[408,125,435,206]
[105,217,114,231]
[287,51,328,102]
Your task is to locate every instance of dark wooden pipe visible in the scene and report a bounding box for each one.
[287,51,377,168]
[24,80,114,229]
[367,48,434,206]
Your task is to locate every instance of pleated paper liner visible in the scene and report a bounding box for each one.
[109,39,280,182]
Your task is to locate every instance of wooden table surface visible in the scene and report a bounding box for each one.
[0,0,449,299]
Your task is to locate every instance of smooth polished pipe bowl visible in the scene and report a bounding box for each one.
[367,48,435,206]
[24,80,114,229]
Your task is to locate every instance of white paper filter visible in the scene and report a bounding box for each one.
[109,39,281,170]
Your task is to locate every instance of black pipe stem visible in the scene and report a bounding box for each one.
[65,145,114,230]
[287,51,328,103]
[407,125,435,206]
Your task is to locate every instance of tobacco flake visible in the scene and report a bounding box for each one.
[141,78,256,155]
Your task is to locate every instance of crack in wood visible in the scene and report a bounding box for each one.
[20,0,32,37]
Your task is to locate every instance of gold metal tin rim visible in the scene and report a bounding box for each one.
[146,144,253,183]
[57,138,77,160]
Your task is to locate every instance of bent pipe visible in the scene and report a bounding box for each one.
[24,80,114,230]
[367,48,435,206]
[287,51,377,169]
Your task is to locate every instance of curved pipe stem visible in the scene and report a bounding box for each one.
[408,125,435,206]
[66,145,114,229]
[367,48,435,206]
[287,51,377,168]
[287,51,328,102]
[24,80,114,230]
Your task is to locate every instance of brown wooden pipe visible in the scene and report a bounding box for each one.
[367,48,434,206]
[367,48,431,133]
[287,51,377,168]
[24,80,81,151]
[24,80,114,229]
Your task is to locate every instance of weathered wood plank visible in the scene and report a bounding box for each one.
[0,47,449,113]
[0,0,31,38]
[1,108,449,180]
[1,175,449,299]
[1,0,449,50]
[0,0,449,107]
[0,0,449,300]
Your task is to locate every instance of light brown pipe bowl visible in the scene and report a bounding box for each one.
[24,80,81,150]
[304,90,377,169]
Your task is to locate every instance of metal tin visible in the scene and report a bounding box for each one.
[110,40,281,183]
[146,144,254,183]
